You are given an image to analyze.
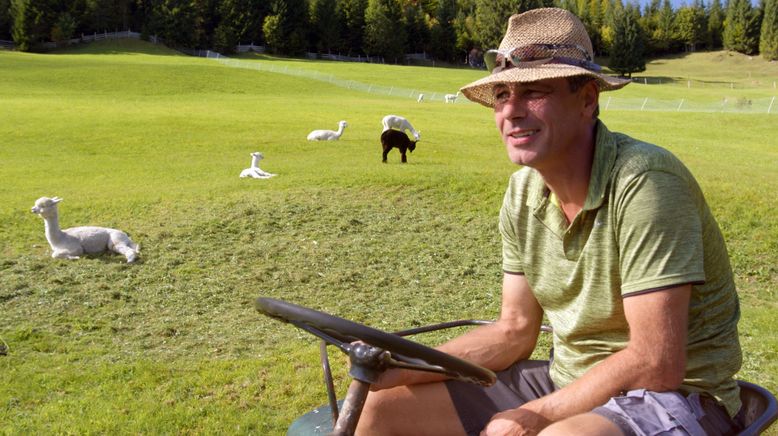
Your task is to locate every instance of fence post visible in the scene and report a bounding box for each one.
[768,96,775,114]
[687,80,691,88]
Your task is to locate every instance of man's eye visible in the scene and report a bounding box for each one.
[494,90,510,102]
[525,88,550,99]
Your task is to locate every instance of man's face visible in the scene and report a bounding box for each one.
[493,77,595,170]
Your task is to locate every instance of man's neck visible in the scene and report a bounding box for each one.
[539,122,597,223]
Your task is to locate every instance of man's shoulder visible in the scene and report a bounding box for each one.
[605,129,690,180]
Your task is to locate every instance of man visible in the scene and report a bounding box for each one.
[356,8,742,436]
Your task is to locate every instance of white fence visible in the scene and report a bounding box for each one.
[212,56,777,113]
[3,32,774,113]
[632,76,777,90]
[603,95,777,114]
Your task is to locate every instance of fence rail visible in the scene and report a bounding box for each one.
[213,56,776,113]
[632,75,778,90]
[3,32,774,113]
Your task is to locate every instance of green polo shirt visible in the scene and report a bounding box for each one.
[499,121,742,416]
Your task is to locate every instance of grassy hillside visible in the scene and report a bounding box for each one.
[0,40,775,434]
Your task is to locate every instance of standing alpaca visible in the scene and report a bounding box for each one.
[381,129,417,163]
[444,92,461,103]
[31,197,140,263]
[307,120,348,141]
[381,115,421,141]
[240,152,276,179]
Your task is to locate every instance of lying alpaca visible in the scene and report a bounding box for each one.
[240,152,276,179]
[31,196,140,263]
[307,120,348,141]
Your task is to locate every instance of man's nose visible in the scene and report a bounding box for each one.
[499,93,528,119]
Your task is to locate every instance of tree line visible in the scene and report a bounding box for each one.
[3,0,777,72]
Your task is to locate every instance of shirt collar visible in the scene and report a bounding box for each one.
[527,120,617,211]
[582,120,617,211]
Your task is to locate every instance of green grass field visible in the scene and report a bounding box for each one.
[1,39,776,434]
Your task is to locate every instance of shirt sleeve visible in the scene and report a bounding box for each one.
[616,170,706,295]
[499,185,524,274]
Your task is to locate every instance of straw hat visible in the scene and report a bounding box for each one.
[461,8,630,107]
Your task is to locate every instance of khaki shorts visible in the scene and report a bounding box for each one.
[444,360,741,436]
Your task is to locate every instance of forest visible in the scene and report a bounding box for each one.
[3,0,778,73]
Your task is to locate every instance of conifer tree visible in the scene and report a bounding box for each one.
[11,0,57,51]
[707,0,725,49]
[676,2,707,51]
[430,0,458,61]
[723,0,759,54]
[364,0,406,62]
[473,0,549,50]
[650,0,676,53]
[0,0,11,40]
[310,0,341,53]
[337,0,367,55]
[759,0,778,59]
[609,4,646,77]
[403,2,429,54]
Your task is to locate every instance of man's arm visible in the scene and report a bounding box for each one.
[372,272,545,389]
[482,284,691,434]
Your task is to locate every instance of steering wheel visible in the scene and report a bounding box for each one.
[256,297,496,386]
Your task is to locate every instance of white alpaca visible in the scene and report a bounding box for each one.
[240,152,276,179]
[417,93,424,103]
[444,91,461,103]
[31,197,140,263]
[307,120,348,141]
[381,115,421,141]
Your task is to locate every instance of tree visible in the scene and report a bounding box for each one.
[363,0,406,62]
[150,0,202,48]
[473,0,550,50]
[337,0,367,55]
[723,0,759,54]
[675,2,707,51]
[310,0,342,53]
[403,2,429,54]
[217,0,269,46]
[760,0,778,59]
[429,0,458,61]
[262,0,308,54]
[0,0,13,40]
[609,5,646,77]
[50,12,77,45]
[649,0,677,53]
[11,0,57,51]
[706,0,725,49]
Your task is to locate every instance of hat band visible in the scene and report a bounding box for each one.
[485,44,601,74]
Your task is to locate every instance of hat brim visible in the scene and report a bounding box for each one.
[460,64,631,108]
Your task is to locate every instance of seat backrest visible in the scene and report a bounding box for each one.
[737,380,778,436]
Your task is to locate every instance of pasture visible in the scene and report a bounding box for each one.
[0,39,776,434]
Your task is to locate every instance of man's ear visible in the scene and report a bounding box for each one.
[581,80,600,118]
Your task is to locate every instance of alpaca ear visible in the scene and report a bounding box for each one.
[52,197,62,203]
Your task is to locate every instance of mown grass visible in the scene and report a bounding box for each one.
[0,39,776,434]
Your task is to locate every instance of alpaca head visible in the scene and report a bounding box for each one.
[251,152,264,160]
[338,121,348,128]
[31,196,62,218]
